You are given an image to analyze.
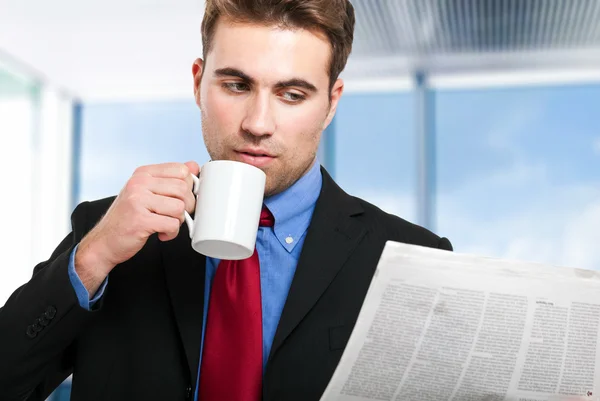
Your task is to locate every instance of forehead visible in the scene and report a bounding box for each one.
[207,19,331,86]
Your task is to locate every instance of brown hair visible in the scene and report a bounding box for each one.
[201,0,355,91]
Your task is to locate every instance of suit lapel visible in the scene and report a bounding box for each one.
[269,168,367,358]
[160,226,206,389]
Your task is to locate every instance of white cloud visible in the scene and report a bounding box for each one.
[428,95,600,271]
[593,137,600,155]
[563,201,600,269]
[484,95,547,160]
[437,168,600,271]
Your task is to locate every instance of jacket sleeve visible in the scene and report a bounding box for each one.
[0,200,102,400]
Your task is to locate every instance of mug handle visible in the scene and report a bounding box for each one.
[184,174,200,239]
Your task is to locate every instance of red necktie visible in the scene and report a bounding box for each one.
[198,206,274,401]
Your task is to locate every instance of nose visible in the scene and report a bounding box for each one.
[241,93,275,137]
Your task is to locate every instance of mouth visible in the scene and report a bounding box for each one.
[235,150,276,168]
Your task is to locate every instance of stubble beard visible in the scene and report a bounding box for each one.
[200,111,320,198]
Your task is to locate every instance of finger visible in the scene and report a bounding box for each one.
[150,213,181,242]
[145,177,195,213]
[183,161,200,192]
[146,194,186,224]
[134,163,190,180]
[184,161,200,177]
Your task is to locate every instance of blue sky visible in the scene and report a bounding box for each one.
[435,84,600,269]
[80,100,207,201]
[437,84,600,189]
[80,83,600,270]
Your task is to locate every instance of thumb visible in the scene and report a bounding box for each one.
[184,160,200,177]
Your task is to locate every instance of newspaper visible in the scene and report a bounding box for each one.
[320,241,600,401]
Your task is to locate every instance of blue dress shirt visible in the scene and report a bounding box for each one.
[67,243,107,310]
[67,160,323,399]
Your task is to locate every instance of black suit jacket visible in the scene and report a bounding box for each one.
[0,167,452,401]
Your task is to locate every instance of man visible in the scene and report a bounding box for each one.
[0,0,452,400]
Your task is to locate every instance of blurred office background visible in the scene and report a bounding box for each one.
[1,0,600,398]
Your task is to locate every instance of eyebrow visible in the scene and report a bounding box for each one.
[275,79,318,93]
[214,67,255,84]
[214,67,318,93]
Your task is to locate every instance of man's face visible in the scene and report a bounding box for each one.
[192,18,343,196]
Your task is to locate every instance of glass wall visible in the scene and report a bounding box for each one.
[436,84,600,270]
[334,92,417,222]
[79,101,207,202]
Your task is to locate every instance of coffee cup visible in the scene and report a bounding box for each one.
[184,160,266,260]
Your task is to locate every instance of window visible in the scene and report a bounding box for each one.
[334,92,417,222]
[0,62,74,305]
[0,64,38,305]
[436,84,600,270]
[79,101,208,202]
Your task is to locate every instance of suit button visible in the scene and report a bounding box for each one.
[185,385,192,400]
[26,325,37,338]
[38,316,50,327]
[45,306,57,319]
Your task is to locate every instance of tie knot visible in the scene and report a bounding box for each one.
[259,206,274,227]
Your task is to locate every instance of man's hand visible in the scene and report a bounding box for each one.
[74,161,200,296]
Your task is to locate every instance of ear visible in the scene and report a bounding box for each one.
[323,78,344,130]
[192,58,204,104]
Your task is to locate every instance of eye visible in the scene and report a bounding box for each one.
[281,92,306,103]
[223,82,249,92]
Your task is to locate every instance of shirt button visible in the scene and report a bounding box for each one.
[285,236,293,244]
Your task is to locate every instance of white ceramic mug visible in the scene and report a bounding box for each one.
[184,160,266,260]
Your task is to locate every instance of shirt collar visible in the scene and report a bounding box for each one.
[263,159,322,253]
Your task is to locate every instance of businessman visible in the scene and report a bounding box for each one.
[0,0,452,400]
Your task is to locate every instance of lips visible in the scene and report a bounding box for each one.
[237,148,274,157]
[242,151,270,157]
[235,150,276,168]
